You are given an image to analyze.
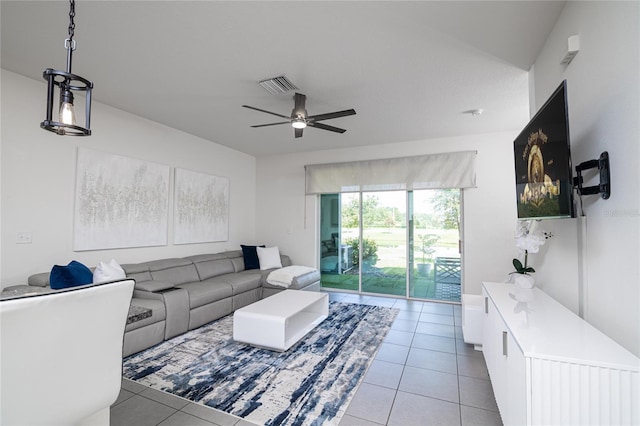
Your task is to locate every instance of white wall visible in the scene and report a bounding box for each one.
[256,132,519,297]
[532,1,639,356]
[1,70,257,287]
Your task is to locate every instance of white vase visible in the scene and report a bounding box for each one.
[512,274,535,289]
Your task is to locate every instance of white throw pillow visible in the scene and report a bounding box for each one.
[257,246,283,270]
[93,259,126,283]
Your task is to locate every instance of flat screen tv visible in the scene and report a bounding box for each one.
[514,80,574,220]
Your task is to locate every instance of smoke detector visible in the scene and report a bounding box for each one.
[258,75,299,95]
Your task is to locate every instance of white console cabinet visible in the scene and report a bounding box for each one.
[482,282,639,425]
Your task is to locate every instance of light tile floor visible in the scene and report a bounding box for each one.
[111,291,502,426]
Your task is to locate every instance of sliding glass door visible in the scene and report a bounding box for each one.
[361,192,406,296]
[319,193,358,292]
[409,189,461,302]
[319,189,461,302]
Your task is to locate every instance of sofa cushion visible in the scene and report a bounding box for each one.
[231,256,245,273]
[240,245,264,270]
[192,258,235,280]
[176,280,233,309]
[147,258,199,285]
[121,263,152,283]
[50,261,93,290]
[223,250,244,259]
[216,271,262,295]
[186,253,229,263]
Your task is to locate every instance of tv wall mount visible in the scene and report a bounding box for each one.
[573,151,610,199]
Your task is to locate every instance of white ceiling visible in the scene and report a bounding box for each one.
[1,1,566,157]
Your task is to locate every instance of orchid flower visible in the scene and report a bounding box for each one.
[512,220,552,275]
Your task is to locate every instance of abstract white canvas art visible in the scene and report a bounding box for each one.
[74,148,170,251]
[174,168,229,244]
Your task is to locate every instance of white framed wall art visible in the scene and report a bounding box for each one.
[174,168,229,244]
[74,148,170,251]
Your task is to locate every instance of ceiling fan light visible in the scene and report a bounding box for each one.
[292,119,307,129]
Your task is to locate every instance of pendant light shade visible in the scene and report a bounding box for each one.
[42,68,93,135]
[41,0,93,136]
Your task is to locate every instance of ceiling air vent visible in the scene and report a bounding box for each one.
[258,75,299,95]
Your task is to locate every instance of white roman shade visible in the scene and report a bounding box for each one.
[305,151,477,194]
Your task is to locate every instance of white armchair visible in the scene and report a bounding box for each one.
[1,279,135,426]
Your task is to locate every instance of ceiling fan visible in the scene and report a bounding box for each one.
[242,93,356,138]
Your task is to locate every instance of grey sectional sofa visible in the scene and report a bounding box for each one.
[27,250,320,357]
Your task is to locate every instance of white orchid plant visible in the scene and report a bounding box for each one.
[512,220,553,275]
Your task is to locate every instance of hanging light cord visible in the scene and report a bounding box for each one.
[68,0,75,40]
[65,0,77,74]
[69,0,76,39]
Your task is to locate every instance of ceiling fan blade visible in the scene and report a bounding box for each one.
[293,93,307,116]
[245,94,351,136]
[308,121,347,134]
[242,105,290,119]
[251,121,291,128]
[307,109,356,122]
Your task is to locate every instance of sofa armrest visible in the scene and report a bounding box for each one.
[134,280,175,293]
[132,285,189,340]
[27,272,51,288]
[292,269,321,288]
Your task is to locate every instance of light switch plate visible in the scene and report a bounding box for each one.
[17,232,32,244]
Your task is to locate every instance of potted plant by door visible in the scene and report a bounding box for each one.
[417,234,438,276]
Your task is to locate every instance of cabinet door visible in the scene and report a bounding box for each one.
[482,292,499,375]
[482,293,508,420]
[504,330,527,425]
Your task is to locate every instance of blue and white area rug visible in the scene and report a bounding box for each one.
[123,301,398,426]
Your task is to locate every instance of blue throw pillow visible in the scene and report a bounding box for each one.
[241,245,265,270]
[50,260,93,290]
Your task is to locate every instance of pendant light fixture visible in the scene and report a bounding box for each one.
[41,0,93,136]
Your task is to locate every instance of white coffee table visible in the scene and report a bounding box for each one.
[233,290,328,351]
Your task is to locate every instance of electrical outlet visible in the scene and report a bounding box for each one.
[16,232,32,244]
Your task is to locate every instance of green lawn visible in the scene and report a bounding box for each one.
[361,228,459,249]
[321,266,436,299]
[324,227,459,299]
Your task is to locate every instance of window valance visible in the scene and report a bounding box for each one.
[305,151,477,194]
